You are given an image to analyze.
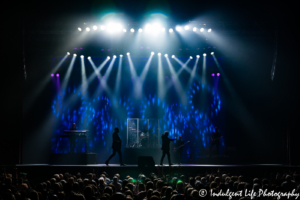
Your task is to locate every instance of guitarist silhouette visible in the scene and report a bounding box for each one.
[209,127,222,156]
[174,135,190,164]
[105,127,126,166]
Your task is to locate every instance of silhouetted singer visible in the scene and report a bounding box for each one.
[105,127,126,166]
[160,131,176,166]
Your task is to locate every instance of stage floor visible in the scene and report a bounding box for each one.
[16,164,297,167]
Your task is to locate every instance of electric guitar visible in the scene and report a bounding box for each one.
[174,141,190,152]
[210,136,222,142]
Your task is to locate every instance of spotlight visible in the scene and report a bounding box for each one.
[158,53,161,56]
[120,54,123,57]
[172,55,175,58]
[165,54,168,57]
[113,55,117,58]
[127,52,130,55]
[93,25,98,30]
[88,56,91,59]
[138,28,143,32]
[161,27,165,32]
[211,73,215,77]
[67,52,70,55]
[80,55,84,58]
[217,73,220,76]
[107,56,110,59]
[130,28,135,32]
[116,23,122,31]
[56,74,59,77]
[176,26,182,31]
[208,29,212,32]
[73,54,77,56]
[100,25,106,30]
[51,74,54,77]
[123,29,127,32]
[190,56,193,59]
[200,28,204,32]
[184,25,189,30]
[86,27,90,31]
[169,28,173,33]
[203,53,207,57]
[211,52,214,55]
[151,52,154,55]
[193,27,197,32]
[78,27,82,31]
[145,23,151,31]
[196,55,200,58]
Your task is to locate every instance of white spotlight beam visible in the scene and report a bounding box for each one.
[80,56,88,93]
[127,54,137,79]
[23,53,69,114]
[61,55,76,91]
[114,55,123,99]
[165,57,187,105]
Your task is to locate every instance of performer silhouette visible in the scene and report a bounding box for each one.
[105,127,126,166]
[160,131,176,166]
[176,135,184,164]
[209,127,221,156]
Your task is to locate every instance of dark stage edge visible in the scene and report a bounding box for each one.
[15,164,299,167]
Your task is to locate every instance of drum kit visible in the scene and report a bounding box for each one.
[128,127,159,148]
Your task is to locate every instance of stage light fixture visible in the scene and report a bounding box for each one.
[78,27,82,31]
[208,29,212,32]
[169,28,173,33]
[88,56,91,59]
[200,28,204,32]
[113,55,117,58]
[51,74,54,77]
[211,73,215,77]
[165,54,168,57]
[100,25,105,30]
[138,28,143,32]
[217,73,220,76]
[127,52,130,55]
[176,26,182,31]
[158,53,161,56]
[93,25,98,30]
[184,25,189,30]
[86,27,90,31]
[56,74,59,77]
[107,56,110,59]
[151,52,154,55]
[190,56,193,59]
[73,54,77,56]
[67,52,70,55]
[80,55,84,58]
[123,29,127,32]
[203,53,207,56]
[211,52,214,55]
[130,28,135,32]
[172,55,175,58]
[193,27,197,32]
[161,27,165,32]
[196,55,200,58]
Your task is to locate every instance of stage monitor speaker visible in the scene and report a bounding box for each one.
[138,156,155,168]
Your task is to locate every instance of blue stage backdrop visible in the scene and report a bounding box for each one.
[50,56,223,159]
